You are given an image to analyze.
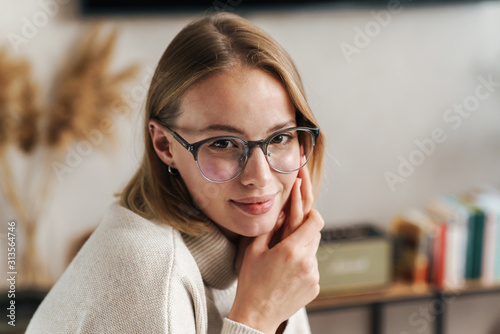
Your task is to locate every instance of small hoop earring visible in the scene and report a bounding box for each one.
[168,165,179,176]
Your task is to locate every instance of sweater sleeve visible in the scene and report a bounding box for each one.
[219,306,311,334]
[284,307,311,334]
[221,318,265,334]
[25,206,204,334]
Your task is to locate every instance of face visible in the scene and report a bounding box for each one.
[164,67,298,239]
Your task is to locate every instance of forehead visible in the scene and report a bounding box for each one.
[176,67,296,138]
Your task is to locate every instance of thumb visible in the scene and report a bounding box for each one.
[251,211,286,251]
[235,236,252,275]
[250,229,273,252]
[268,210,286,248]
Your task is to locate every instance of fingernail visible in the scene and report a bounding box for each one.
[297,178,302,188]
[278,211,285,223]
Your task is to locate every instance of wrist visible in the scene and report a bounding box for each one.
[228,308,277,334]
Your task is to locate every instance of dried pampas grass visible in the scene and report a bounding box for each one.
[0,49,41,241]
[0,24,138,289]
[0,49,14,151]
[0,49,40,154]
[46,24,139,149]
[14,64,40,153]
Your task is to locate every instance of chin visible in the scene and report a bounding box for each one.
[234,215,278,237]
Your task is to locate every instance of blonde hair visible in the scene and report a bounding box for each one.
[120,12,325,236]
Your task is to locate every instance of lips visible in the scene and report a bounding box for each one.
[230,194,276,215]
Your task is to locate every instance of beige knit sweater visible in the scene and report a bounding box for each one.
[26,203,311,333]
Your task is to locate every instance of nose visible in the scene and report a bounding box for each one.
[238,146,273,188]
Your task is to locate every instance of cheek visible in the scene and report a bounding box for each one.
[183,176,224,213]
[180,170,231,221]
[279,172,298,204]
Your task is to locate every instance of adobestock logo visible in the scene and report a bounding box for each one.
[399,288,460,334]
[340,0,409,63]
[7,0,70,54]
[385,129,448,193]
[51,66,155,183]
[51,120,116,183]
[384,74,500,192]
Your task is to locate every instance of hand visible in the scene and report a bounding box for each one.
[229,167,324,334]
[281,165,315,240]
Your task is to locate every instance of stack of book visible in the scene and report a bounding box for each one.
[391,187,500,289]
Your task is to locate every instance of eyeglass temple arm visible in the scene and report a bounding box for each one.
[311,128,320,144]
[164,127,195,152]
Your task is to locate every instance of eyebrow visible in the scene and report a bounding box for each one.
[199,120,296,136]
[267,120,296,133]
[200,124,246,135]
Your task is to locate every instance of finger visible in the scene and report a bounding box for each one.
[287,209,324,248]
[298,166,314,215]
[250,230,273,253]
[237,236,253,257]
[304,229,322,252]
[274,210,286,232]
[268,211,286,248]
[283,178,303,239]
[235,236,252,274]
[251,210,287,251]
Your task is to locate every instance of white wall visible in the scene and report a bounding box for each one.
[1,0,500,332]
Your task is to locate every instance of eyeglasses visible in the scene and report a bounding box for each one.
[163,126,320,183]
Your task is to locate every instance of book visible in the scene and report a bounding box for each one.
[433,221,447,289]
[429,196,469,288]
[447,198,485,280]
[422,207,447,289]
[391,209,434,285]
[472,189,500,283]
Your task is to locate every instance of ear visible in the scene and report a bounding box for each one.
[149,120,175,167]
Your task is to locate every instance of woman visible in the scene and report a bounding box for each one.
[27,12,325,334]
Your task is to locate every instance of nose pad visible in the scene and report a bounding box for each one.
[247,146,269,166]
[239,146,272,186]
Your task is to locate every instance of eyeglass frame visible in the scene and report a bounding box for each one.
[160,125,320,183]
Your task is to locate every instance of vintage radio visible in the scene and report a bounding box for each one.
[317,224,392,295]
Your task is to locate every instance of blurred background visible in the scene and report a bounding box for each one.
[1,0,499,333]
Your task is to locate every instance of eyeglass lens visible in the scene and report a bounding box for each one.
[196,129,314,182]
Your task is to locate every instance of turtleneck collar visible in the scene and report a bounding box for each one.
[182,224,238,290]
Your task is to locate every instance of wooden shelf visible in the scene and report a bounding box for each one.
[439,280,500,295]
[307,283,432,311]
[307,281,500,311]
[306,281,500,334]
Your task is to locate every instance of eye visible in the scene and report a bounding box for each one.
[270,133,294,145]
[209,139,237,150]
